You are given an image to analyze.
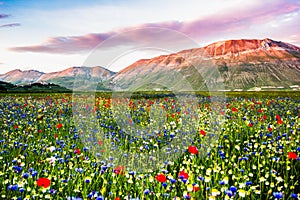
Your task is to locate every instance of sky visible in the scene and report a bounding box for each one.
[0,0,299,74]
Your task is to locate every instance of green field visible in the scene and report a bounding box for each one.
[0,92,299,199]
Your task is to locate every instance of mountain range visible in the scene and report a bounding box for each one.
[1,38,300,91]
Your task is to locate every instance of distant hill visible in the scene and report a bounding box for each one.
[36,66,116,90]
[0,81,70,93]
[0,66,116,91]
[0,69,44,84]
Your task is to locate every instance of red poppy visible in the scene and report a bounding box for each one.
[258,109,263,113]
[268,128,272,132]
[277,119,283,124]
[98,140,103,145]
[263,115,267,120]
[37,177,51,188]
[56,124,63,129]
[114,166,124,175]
[232,107,238,112]
[155,174,167,182]
[115,198,121,200]
[14,125,18,129]
[276,114,281,120]
[288,152,297,160]
[200,130,206,136]
[248,123,253,127]
[188,146,198,154]
[54,134,58,138]
[74,148,81,155]
[179,170,189,179]
[193,185,200,192]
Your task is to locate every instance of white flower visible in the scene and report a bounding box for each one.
[47,156,56,164]
[49,146,55,152]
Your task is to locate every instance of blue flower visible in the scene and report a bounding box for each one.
[11,184,18,191]
[67,197,83,200]
[225,190,233,197]
[245,181,252,186]
[183,194,191,199]
[22,173,29,179]
[32,170,38,177]
[291,193,298,199]
[230,186,237,193]
[144,189,150,195]
[273,192,283,199]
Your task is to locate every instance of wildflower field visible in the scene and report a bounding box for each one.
[0,92,299,200]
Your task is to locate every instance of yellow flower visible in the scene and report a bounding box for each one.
[259,177,266,182]
[187,184,193,192]
[223,177,229,184]
[205,176,211,182]
[206,168,212,175]
[211,189,220,196]
[149,176,154,182]
[238,189,246,197]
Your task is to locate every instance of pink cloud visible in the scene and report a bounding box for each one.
[9,0,300,54]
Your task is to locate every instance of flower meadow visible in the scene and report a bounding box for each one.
[0,93,299,200]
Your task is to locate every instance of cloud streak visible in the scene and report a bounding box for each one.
[1,11,20,29]
[9,0,300,54]
[0,14,10,19]
[0,23,20,28]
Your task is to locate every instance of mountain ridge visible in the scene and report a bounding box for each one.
[111,38,300,91]
[1,38,300,91]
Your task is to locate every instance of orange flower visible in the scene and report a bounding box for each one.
[193,185,200,192]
